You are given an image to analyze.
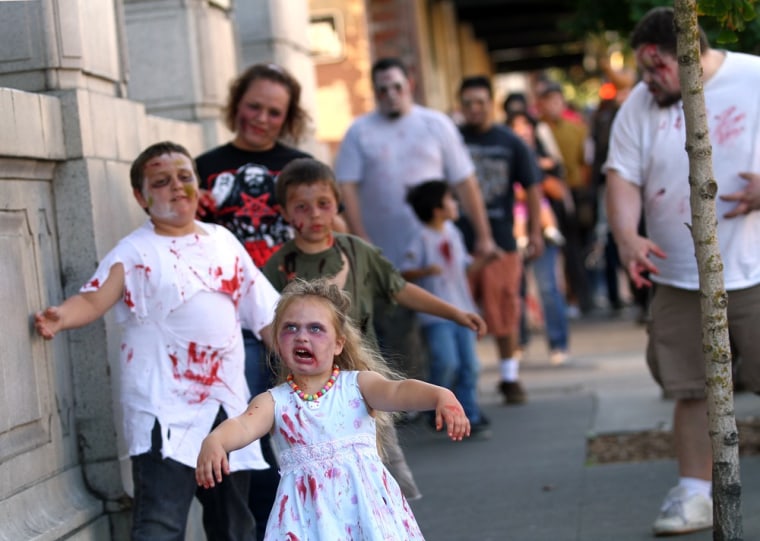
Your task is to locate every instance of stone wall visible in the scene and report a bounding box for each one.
[0,1,213,538]
[0,84,204,540]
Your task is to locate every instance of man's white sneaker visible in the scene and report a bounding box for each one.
[652,485,712,536]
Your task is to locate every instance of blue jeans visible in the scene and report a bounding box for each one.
[422,321,482,423]
[131,411,256,541]
[523,244,569,351]
[243,330,274,397]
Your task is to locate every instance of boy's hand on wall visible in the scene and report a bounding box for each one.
[34,307,63,340]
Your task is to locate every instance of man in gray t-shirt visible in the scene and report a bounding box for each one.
[334,57,495,268]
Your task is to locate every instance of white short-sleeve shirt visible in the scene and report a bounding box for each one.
[334,105,475,267]
[81,220,279,470]
[605,51,760,290]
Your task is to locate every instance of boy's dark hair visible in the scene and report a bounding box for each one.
[406,180,449,223]
[459,75,493,98]
[224,63,309,142]
[631,7,709,56]
[130,141,195,192]
[371,57,409,82]
[275,157,341,206]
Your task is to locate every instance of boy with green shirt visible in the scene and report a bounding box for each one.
[263,158,486,346]
[262,157,487,500]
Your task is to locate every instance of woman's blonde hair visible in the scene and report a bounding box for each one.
[270,278,399,455]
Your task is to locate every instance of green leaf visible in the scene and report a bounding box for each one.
[717,27,740,42]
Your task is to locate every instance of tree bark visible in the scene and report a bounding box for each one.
[673,1,743,539]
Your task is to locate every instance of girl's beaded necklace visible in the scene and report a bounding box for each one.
[287,365,340,410]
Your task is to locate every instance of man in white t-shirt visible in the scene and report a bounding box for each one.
[334,58,496,378]
[335,57,496,269]
[605,7,760,536]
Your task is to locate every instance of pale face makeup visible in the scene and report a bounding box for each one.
[373,67,413,118]
[277,297,345,387]
[635,44,682,108]
[135,152,199,236]
[143,190,180,221]
[233,78,291,152]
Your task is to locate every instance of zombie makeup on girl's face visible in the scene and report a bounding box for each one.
[277,297,344,378]
[635,44,682,107]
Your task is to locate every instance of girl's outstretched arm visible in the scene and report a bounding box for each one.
[358,371,470,441]
[394,282,487,338]
[34,263,125,339]
[196,391,275,488]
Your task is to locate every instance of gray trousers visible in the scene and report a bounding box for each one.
[379,421,422,500]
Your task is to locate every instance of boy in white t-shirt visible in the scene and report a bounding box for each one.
[402,180,491,436]
[34,141,280,541]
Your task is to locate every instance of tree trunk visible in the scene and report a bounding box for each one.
[673,1,743,539]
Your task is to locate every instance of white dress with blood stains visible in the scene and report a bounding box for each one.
[265,370,424,540]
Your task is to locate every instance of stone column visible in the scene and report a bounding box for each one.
[0,0,124,93]
[122,0,240,147]
[0,0,133,536]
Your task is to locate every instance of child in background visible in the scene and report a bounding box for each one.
[34,141,280,541]
[402,180,491,436]
[508,111,571,366]
[261,157,487,500]
[513,183,565,252]
[196,279,470,540]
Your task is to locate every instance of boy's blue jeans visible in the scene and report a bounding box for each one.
[523,244,568,351]
[243,330,274,397]
[130,410,255,541]
[422,321,482,423]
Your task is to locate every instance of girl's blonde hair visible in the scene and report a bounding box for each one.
[270,278,399,455]
[271,278,398,380]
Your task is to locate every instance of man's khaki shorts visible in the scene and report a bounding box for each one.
[646,283,760,399]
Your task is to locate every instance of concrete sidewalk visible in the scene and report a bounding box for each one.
[399,309,760,540]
